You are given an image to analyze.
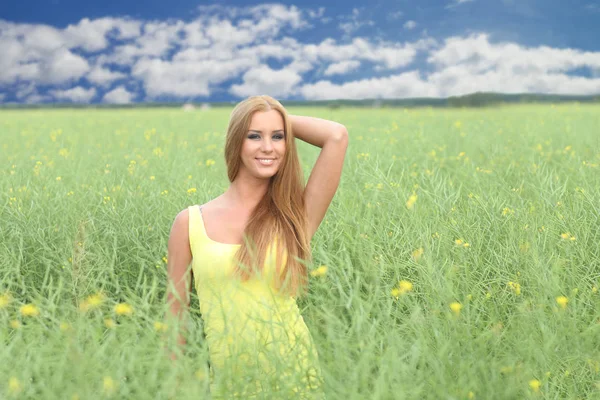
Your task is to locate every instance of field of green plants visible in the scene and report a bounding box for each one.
[1,104,599,399]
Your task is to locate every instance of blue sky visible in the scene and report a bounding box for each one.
[1,0,599,104]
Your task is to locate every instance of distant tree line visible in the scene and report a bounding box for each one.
[1,92,599,109]
[445,92,600,107]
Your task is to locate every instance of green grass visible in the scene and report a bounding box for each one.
[1,104,599,399]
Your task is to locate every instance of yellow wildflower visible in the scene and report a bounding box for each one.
[20,303,39,317]
[406,193,417,209]
[103,376,117,395]
[450,301,462,316]
[310,265,328,277]
[529,379,541,393]
[79,292,105,312]
[560,232,576,241]
[454,238,470,247]
[10,320,21,329]
[104,318,116,329]
[398,280,413,293]
[8,377,22,395]
[114,303,133,316]
[153,147,164,157]
[0,292,12,308]
[391,280,413,299]
[412,247,424,261]
[206,159,215,166]
[556,296,568,309]
[507,281,521,296]
[154,321,168,332]
[501,207,514,216]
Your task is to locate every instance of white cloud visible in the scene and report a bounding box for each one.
[2,6,600,103]
[0,20,91,85]
[229,65,302,98]
[428,33,600,76]
[131,57,257,98]
[299,71,437,100]
[338,8,374,36]
[102,85,134,103]
[307,7,326,19]
[324,60,361,76]
[86,66,127,86]
[301,37,420,69]
[41,48,90,84]
[64,17,142,52]
[424,33,600,96]
[98,20,185,66]
[24,93,53,104]
[404,20,417,30]
[242,3,308,31]
[446,0,475,9]
[50,86,97,102]
[180,20,211,48]
[386,11,404,21]
[298,33,600,100]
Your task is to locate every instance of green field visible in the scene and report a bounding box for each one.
[1,104,599,399]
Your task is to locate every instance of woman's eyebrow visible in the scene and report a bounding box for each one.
[248,129,285,133]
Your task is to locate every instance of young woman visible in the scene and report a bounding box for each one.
[165,95,348,398]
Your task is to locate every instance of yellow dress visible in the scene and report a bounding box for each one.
[188,205,325,399]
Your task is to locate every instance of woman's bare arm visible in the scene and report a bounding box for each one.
[289,114,349,240]
[164,208,194,363]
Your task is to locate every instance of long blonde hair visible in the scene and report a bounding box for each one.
[224,95,311,298]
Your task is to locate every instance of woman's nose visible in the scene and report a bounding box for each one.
[261,139,273,151]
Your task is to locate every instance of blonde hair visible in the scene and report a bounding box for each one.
[224,95,311,298]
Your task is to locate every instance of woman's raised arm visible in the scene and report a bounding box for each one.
[289,114,349,240]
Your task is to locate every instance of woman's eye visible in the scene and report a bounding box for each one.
[248,134,284,140]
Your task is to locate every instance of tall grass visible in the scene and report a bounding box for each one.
[1,104,599,399]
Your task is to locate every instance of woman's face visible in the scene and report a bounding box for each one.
[240,109,286,179]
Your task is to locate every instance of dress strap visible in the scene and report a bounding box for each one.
[188,205,203,255]
[196,206,210,243]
